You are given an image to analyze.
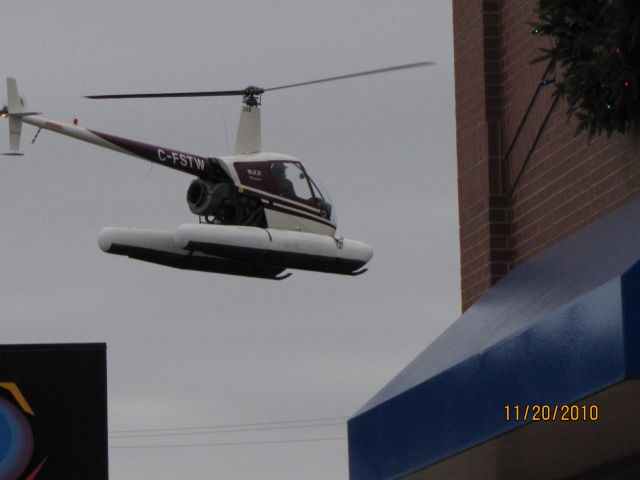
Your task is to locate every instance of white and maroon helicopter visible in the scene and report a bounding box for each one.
[1,62,431,279]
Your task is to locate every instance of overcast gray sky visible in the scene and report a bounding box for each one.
[2,1,459,478]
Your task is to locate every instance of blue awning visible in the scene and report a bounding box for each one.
[348,198,640,479]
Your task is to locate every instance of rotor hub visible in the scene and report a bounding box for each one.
[242,86,264,107]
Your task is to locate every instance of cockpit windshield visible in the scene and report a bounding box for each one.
[308,175,336,225]
[272,162,312,200]
[270,161,336,225]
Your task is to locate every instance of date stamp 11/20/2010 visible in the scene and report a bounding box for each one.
[504,404,599,422]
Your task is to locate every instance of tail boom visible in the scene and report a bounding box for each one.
[4,77,227,178]
[20,115,223,177]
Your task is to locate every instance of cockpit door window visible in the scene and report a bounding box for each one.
[271,162,314,202]
[266,161,336,224]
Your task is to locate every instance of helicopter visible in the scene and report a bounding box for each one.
[1,61,432,279]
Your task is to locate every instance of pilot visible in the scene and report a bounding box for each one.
[271,163,295,197]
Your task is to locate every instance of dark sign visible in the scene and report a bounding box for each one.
[0,343,107,479]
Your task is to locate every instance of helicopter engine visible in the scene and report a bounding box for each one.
[186,179,233,217]
[186,178,265,226]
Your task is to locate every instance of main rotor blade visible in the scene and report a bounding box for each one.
[85,89,248,99]
[264,60,435,92]
[85,61,434,99]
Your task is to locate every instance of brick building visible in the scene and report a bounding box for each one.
[455,0,640,310]
[348,1,640,478]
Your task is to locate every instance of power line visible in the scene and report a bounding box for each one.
[109,436,347,450]
[109,415,347,435]
[109,421,345,439]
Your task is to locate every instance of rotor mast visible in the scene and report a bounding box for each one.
[234,87,263,154]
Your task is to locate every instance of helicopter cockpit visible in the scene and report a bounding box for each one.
[231,158,336,228]
[269,161,334,223]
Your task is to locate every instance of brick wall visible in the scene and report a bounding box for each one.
[453,0,640,311]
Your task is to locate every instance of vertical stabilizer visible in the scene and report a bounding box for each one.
[8,115,22,153]
[234,104,261,154]
[6,78,23,153]
[7,78,22,115]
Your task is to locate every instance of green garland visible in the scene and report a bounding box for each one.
[533,0,640,137]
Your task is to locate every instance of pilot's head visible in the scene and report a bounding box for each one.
[272,163,287,175]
